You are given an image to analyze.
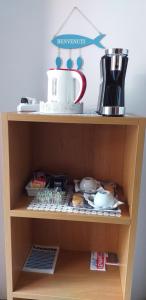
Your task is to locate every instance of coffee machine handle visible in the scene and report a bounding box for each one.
[71,70,87,104]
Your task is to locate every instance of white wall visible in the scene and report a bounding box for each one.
[0,0,49,297]
[0,121,5,299]
[0,0,146,299]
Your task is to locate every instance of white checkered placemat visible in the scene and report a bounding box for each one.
[27,191,121,217]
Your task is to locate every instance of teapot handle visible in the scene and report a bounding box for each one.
[71,70,87,104]
[84,193,95,208]
[86,198,95,208]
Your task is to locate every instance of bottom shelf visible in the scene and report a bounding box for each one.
[13,250,123,300]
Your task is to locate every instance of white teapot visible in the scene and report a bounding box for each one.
[84,187,123,210]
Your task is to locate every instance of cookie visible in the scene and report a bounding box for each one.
[72,193,84,207]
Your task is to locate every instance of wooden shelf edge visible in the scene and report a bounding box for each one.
[10,197,130,225]
[6,112,142,125]
[12,284,123,300]
[12,292,72,300]
[12,293,60,300]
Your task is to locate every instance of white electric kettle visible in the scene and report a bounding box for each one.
[45,68,86,114]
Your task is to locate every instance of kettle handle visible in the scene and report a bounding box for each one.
[71,70,87,104]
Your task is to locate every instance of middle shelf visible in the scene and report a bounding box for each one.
[10,195,130,225]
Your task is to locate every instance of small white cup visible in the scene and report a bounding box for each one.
[80,177,99,193]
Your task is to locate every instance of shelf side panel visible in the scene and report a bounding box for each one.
[11,218,32,290]
[8,122,32,209]
[124,122,146,300]
[119,122,146,300]
[122,126,139,212]
[118,125,138,298]
[1,114,13,300]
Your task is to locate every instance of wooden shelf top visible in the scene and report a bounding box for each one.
[5,112,146,125]
[13,250,123,300]
[10,196,130,225]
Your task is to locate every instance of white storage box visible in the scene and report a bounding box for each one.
[25,182,47,197]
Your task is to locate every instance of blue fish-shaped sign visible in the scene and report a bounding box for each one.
[52,34,106,49]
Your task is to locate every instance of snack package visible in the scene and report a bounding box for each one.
[102,181,116,196]
[72,193,84,207]
[106,252,119,266]
[30,171,48,188]
[90,252,106,271]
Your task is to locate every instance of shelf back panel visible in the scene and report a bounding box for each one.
[31,123,126,184]
[32,219,119,253]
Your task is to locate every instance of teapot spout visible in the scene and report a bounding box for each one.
[113,201,124,209]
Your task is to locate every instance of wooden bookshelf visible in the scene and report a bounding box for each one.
[2,112,146,300]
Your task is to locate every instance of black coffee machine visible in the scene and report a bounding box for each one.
[97,48,128,116]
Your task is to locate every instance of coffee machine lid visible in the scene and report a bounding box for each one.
[105,48,128,55]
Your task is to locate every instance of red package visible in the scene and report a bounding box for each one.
[96,252,106,271]
[90,252,106,271]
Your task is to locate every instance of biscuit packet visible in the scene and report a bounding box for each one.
[90,252,106,271]
[106,252,119,266]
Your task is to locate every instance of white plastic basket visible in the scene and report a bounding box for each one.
[25,182,47,197]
